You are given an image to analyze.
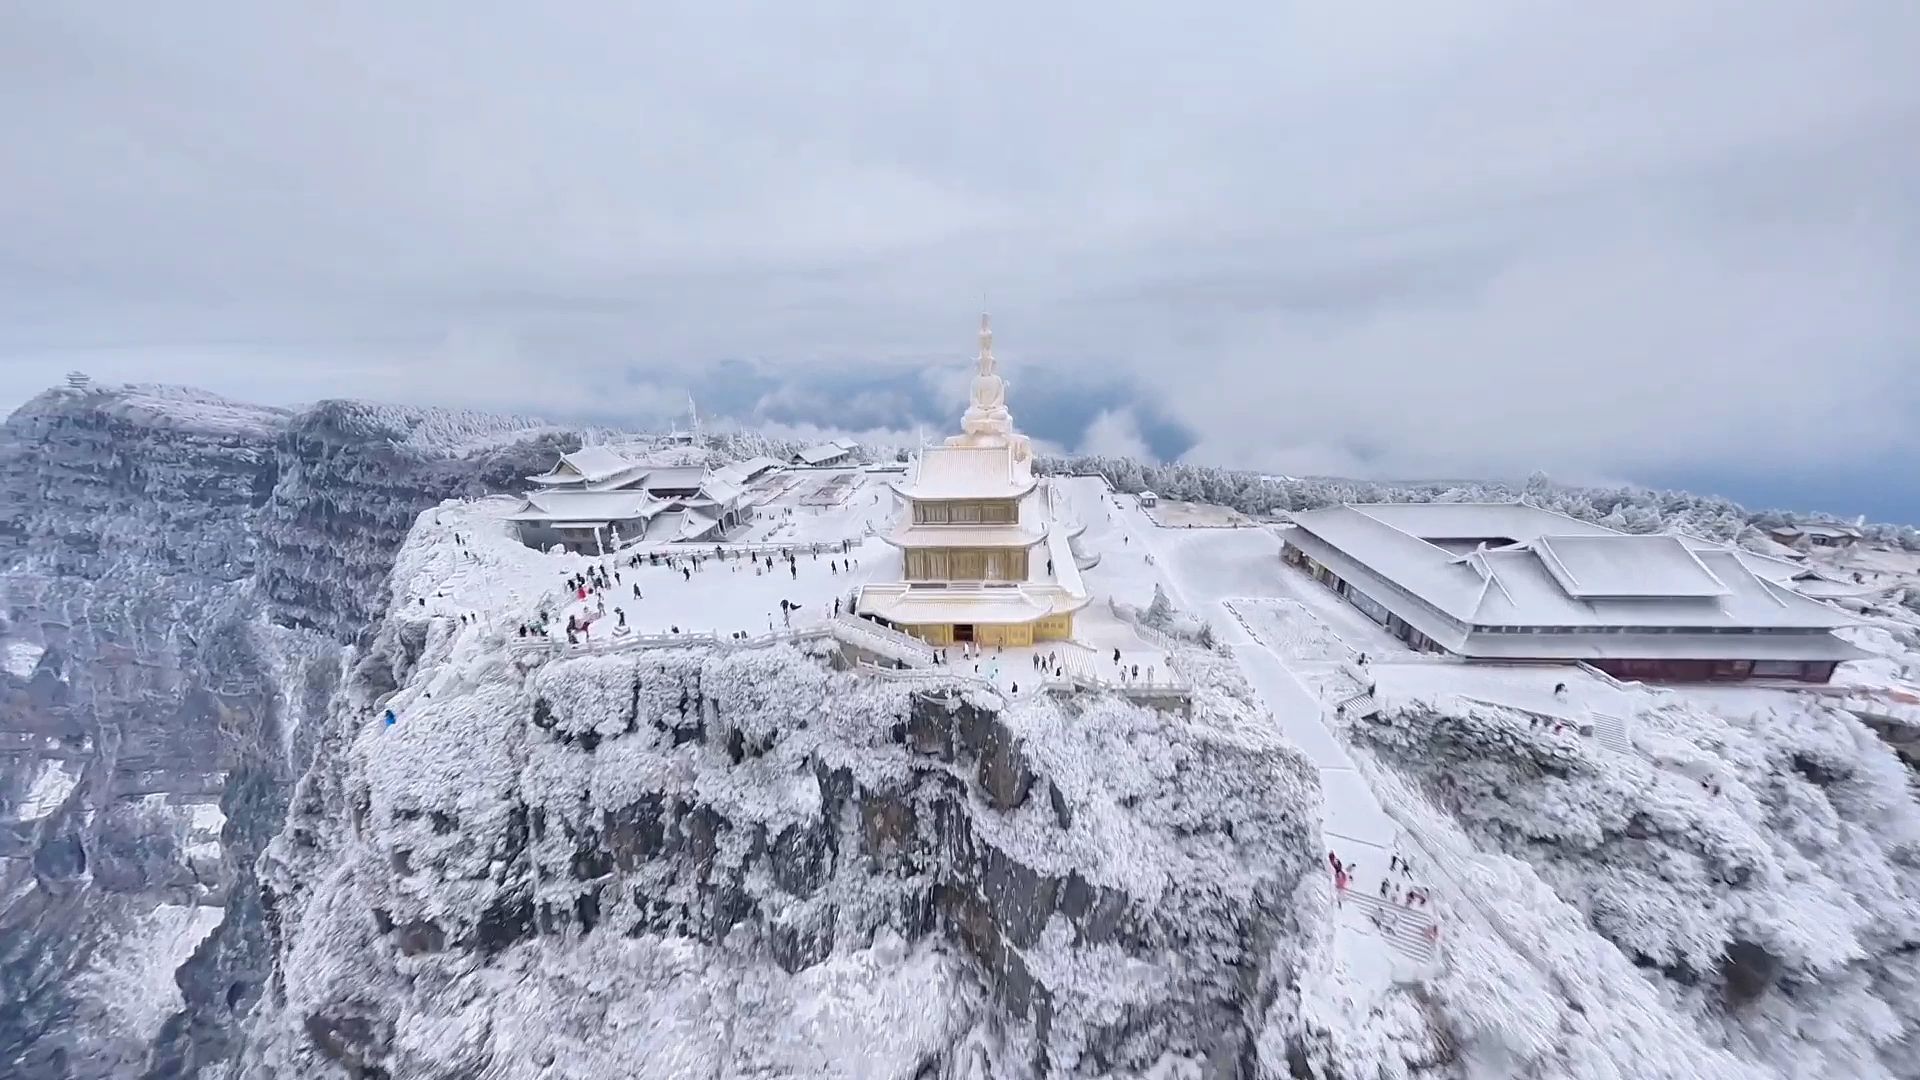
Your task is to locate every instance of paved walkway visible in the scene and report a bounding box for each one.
[1112,503,1415,988]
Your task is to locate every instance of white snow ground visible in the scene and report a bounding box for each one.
[14,760,79,820]
[4,639,44,679]
[72,901,227,1046]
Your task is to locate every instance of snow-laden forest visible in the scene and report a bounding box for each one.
[1041,455,1920,551]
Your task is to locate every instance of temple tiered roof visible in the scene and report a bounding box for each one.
[890,445,1036,502]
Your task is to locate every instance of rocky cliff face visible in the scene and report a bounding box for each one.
[0,385,566,1079]
[240,538,1326,1077]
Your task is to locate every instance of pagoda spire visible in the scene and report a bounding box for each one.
[976,312,997,376]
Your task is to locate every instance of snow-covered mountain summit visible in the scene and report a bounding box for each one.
[4,379,1920,1078]
[240,499,1330,1075]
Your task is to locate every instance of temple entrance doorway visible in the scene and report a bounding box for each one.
[953,623,976,643]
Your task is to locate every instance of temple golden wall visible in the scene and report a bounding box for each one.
[904,547,1029,582]
[1034,614,1073,641]
[911,499,1019,525]
[898,612,1074,648]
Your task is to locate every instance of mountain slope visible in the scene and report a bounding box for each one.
[0,385,567,1079]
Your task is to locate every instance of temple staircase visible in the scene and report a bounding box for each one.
[1588,711,1632,754]
[1340,884,1438,965]
[826,614,936,668]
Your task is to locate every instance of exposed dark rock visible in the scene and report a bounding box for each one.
[1722,939,1782,1006]
[604,797,666,872]
[1059,872,1128,945]
[980,844,1058,949]
[31,831,88,880]
[1048,782,1074,829]
[770,909,836,974]
[1791,753,1852,787]
[860,794,918,868]
[978,729,1034,810]
[949,699,998,758]
[393,919,445,956]
[469,892,535,956]
[0,385,583,1078]
[571,843,612,882]
[249,605,1321,1075]
[678,805,723,884]
[575,887,602,934]
[770,821,830,897]
[906,694,957,761]
[303,1011,393,1078]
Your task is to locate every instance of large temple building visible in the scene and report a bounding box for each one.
[509,446,760,553]
[1281,502,1865,682]
[855,316,1089,647]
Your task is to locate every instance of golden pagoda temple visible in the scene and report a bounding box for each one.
[855,316,1089,647]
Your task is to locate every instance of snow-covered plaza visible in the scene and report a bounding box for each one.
[417,469,1186,699]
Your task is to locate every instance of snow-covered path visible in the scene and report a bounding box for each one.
[1107,502,1410,988]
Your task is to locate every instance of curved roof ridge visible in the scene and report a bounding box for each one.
[1342,502,1456,555]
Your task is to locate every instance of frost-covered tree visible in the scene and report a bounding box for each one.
[1348,688,1920,1079]
[1034,454,1920,547]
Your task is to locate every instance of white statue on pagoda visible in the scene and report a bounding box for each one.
[948,313,1032,463]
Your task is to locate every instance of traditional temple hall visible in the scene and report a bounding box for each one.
[854,316,1090,647]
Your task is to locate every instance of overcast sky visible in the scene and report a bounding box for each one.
[4,3,1917,517]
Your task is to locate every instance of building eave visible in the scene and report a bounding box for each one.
[884,524,1047,549]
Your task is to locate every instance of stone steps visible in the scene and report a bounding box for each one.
[1589,711,1631,754]
[1339,884,1438,965]
[1334,691,1379,719]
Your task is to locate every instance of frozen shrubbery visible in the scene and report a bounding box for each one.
[1350,686,1920,1078]
[1041,455,1920,551]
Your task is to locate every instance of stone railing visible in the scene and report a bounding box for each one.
[512,614,935,668]
[857,657,1192,709]
[828,614,935,667]
[512,624,834,658]
[1792,685,1920,733]
[856,662,1003,699]
[609,539,853,561]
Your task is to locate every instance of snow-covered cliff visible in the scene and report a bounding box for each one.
[239,509,1330,1076]
[0,385,566,1079]
[1346,680,1920,1078]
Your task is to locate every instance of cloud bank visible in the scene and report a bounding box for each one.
[2,2,1915,513]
